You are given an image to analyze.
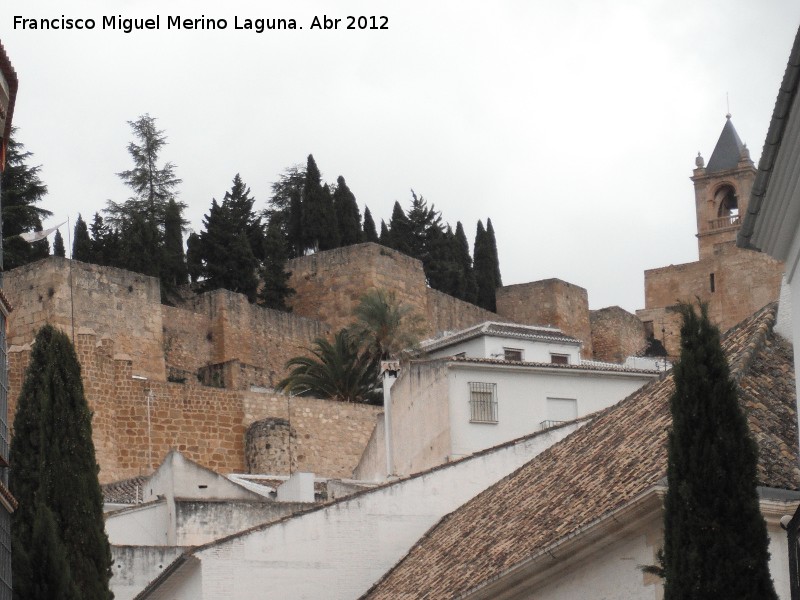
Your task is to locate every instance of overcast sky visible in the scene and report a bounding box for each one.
[3,1,800,312]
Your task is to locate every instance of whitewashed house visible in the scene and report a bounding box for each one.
[355,321,660,479]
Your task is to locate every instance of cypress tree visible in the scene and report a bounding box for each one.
[72,214,92,262]
[473,220,497,312]
[386,201,412,255]
[332,176,362,246]
[379,220,390,246]
[10,325,113,600]
[662,303,777,600]
[186,232,203,284]
[119,212,160,279]
[161,198,188,295]
[363,206,379,243]
[52,229,66,258]
[454,222,478,304]
[486,218,502,287]
[258,218,295,311]
[25,502,75,600]
[265,165,305,259]
[301,155,339,253]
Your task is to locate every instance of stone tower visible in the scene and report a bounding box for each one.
[692,115,757,260]
[636,116,783,358]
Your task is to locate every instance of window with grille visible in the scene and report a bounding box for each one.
[503,348,523,361]
[550,353,570,365]
[469,382,498,423]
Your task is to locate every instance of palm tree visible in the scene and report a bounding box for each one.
[348,289,426,360]
[278,330,381,403]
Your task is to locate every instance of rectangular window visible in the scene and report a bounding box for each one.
[469,382,498,424]
[550,353,570,365]
[503,348,523,361]
[541,397,577,430]
[710,273,716,293]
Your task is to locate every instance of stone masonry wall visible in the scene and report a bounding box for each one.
[589,306,648,364]
[8,330,379,484]
[162,289,328,389]
[5,258,166,380]
[287,243,508,337]
[637,242,783,357]
[496,279,594,358]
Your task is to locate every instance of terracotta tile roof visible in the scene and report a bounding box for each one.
[421,321,580,353]
[363,303,799,599]
[0,40,18,144]
[102,475,148,504]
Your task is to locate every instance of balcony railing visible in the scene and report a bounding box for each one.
[707,215,740,230]
[539,419,566,431]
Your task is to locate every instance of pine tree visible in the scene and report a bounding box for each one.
[1,131,52,269]
[264,165,305,259]
[52,229,66,258]
[486,218,502,288]
[473,221,496,311]
[363,206,379,243]
[662,303,777,600]
[258,218,295,311]
[10,325,113,600]
[332,176,362,246]
[72,214,92,262]
[88,213,109,265]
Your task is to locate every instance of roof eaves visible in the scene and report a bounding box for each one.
[739,25,800,252]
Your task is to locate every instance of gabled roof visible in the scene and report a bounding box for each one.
[102,475,148,504]
[363,303,799,599]
[421,321,580,353]
[706,115,748,172]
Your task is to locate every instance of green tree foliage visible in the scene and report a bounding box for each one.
[72,214,92,262]
[473,220,498,312]
[385,201,412,255]
[278,330,381,403]
[486,218,502,288]
[106,114,187,294]
[662,303,777,600]
[332,176,362,246]
[362,206,379,243]
[198,197,258,301]
[162,198,189,294]
[379,220,390,245]
[52,229,66,258]
[454,221,478,303]
[264,165,305,258]
[348,288,425,361]
[1,131,52,269]
[258,218,295,311]
[301,155,339,252]
[10,325,113,600]
[25,502,75,600]
[186,232,203,284]
[88,212,118,267]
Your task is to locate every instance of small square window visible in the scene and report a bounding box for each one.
[550,353,570,365]
[503,348,523,361]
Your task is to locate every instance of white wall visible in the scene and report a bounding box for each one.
[447,363,655,459]
[146,422,584,600]
[111,546,185,600]
[106,501,171,546]
[426,334,581,364]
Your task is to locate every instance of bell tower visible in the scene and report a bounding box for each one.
[691,115,756,260]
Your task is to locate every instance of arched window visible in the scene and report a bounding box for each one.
[715,185,738,218]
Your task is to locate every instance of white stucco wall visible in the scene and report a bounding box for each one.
[111,546,185,600]
[426,334,581,364]
[447,363,655,459]
[146,422,584,600]
[106,501,171,546]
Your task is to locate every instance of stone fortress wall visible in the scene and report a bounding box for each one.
[5,244,650,482]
